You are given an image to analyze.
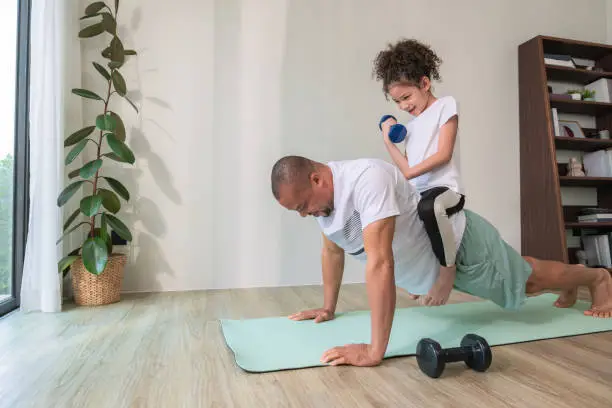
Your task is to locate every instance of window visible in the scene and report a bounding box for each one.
[0,0,30,317]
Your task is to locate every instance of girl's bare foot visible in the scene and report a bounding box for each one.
[585,269,612,318]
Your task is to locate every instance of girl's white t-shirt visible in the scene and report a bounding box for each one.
[315,158,465,294]
[404,96,463,194]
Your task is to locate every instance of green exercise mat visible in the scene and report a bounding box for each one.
[220,293,612,373]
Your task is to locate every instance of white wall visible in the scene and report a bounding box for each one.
[77,0,608,292]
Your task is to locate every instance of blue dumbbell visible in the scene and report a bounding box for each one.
[379,114,407,143]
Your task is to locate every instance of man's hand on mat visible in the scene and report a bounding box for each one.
[288,308,334,323]
[320,343,382,367]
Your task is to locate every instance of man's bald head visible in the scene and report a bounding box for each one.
[270,155,316,200]
[270,155,334,217]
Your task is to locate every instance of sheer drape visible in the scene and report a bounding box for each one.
[21,0,82,312]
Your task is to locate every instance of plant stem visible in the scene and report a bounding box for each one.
[90,76,113,237]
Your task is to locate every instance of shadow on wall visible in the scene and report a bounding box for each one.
[113,5,182,292]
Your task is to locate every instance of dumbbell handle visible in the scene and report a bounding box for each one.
[442,345,477,363]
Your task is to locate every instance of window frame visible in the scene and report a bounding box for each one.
[0,0,30,317]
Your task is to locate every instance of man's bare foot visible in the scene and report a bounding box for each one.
[585,268,612,318]
[407,292,420,300]
[554,264,582,308]
[554,288,578,308]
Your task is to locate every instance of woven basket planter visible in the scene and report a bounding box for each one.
[71,253,127,306]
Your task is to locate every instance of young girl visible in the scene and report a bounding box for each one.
[372,38,465,306]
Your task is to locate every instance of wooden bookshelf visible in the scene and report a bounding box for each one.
[519,35,612,270]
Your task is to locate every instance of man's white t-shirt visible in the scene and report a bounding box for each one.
[315,158,466,294]
[404,96,463,194]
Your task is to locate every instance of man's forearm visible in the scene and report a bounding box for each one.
[366,259,396,360]
[321,248,344,313]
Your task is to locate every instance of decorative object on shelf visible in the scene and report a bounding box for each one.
[576,250,587,265]
[599,129,610,140]
[567,89,582,100]
[567,157,585,177]
[582,89,596,101]
[585,78,612,103]
[559,120,586,138]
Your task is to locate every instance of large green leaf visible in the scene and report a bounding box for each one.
[106,134,135,164]
[72,88,103,101]
[82,237,109,274]
[102,152,126,162]
[111,70,127,96]
[79,22,106,38]
[63,208,81,231]
[59,247,82,276]
[80,194,103,217]
[95,216,113,255]
[101,213,112,253]
[109,36,125,65]
[108,112,125,141]
[68,168,81,179]
[101,46,112,60]
[85,1,107,15]
[115,0,120,13]
[58,254,80,274]
[93,62,111,81]
[57,181,86,207]
[102,12,117,34]
[65,125,96,146]
[124,49,137,55]
[105,213,132,241]
[103,176,129,200]
[98,188,121,213]
[96,113,116,131]
[108,60,124,70]
[79,159,103,179]
[56,222,90,245]
[65,139,89,165]
[80,14,101,21]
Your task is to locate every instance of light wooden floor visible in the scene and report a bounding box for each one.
[0,284,611,408]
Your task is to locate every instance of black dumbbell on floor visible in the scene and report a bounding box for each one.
[415,333,492,378]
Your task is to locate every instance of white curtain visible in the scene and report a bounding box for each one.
[21,0,82,312]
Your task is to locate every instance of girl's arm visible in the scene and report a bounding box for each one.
[384,115,458,180]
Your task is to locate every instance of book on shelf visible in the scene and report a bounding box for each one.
[544,53,575,68]
[581,232,612,267]
[543,53,596,70]
[577,213,612,222]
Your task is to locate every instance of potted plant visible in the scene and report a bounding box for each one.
[567,89,582,101]
[582,89,596,101]
[56,0,138,306]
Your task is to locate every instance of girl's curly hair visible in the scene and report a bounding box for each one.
[372,38,442,96]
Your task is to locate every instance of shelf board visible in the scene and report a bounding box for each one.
[549,96,612,115]
[559,176,612,186]
[545,65,612,85]
[565,221,612,228]
[554,136,612,151]
[541,36,612,60]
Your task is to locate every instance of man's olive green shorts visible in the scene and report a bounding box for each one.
[454,209,533,310]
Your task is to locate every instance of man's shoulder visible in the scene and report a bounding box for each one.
[329,158,395,177]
